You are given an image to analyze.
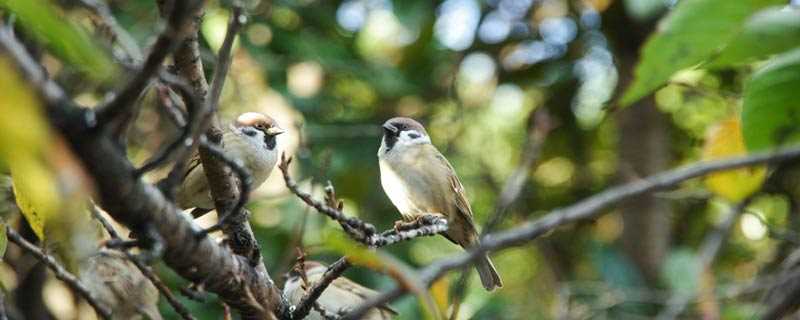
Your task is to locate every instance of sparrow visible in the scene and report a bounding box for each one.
[80,249,162,320]
[377,117,503,291]
[283,261,397,319]
[176,112,283,211]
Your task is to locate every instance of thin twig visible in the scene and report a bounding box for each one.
[90,206,197,320]
[484,108,555,233]
[290,257,351,319]
[279,154,377,241]
[656,198,753,320]
[279,154,449,248]
[207,4,245,116]
[2,9,282,318]
[280,154,448,317]
[96,0,203,126]
[6,227,112,319]
[135,73,200,177]
[343,147,800,319]
[77,0,143,62]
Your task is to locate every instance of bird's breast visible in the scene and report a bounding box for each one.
[379,155,443,220]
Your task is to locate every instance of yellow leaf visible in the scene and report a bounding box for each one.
[703,117,766,201]
[429,277,450,319]
[10,159,59,240]
[0,56,57,240]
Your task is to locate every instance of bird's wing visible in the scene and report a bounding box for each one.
[184,135,227,179]
[332,277,399,315]
[426,145,475,221]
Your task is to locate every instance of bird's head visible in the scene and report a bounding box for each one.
[381,117,430,153]
[235,112,284,150]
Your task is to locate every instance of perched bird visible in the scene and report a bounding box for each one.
[377,117,502,291]
[283,261,397,320]
[80,250,162,320]
[177,112,283,211]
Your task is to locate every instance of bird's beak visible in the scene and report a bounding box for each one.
[266,127,285,136]
[382,123,398,134]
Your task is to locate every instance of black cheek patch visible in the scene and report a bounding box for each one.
[407,132,421,139]
[384,134,397,151]
[265,135,277,150]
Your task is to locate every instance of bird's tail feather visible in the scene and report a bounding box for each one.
[475,255,503,291]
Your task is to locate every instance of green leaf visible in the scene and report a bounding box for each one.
[620,0,783,106]
[0,224,6,261]
[742,49,800,151]
[711,7,800,68]
[0,0,116,82]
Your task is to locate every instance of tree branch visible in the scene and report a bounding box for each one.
[96,0,204,126]
[77,0,143,63]
[135,73,200,177]
[289,258,351,319]
[90,206,196,320]
[484,108,554,233]
[278,154,449,248]
[280,154,448,318]
[656,197,753,320]
[344,146,800,319]
[6,227,112,319]
[0,18,281,320]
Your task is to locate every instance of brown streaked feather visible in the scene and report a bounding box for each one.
[430,148,477,223]
[332,277,398,315]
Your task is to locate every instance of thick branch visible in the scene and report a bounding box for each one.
[91,206,196,320]
[344,147,800,319]
[6,227,112,319]
[0,20,280,320]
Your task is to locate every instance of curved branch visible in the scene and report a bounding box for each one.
[344,146,800,319]
[6,227,112,319]
[0,19,281,320]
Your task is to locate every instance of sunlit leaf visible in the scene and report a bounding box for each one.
[703,117,766,201]
[620,0,783,106]
[0,57,95,270]
[11,160,58,240]
[429,277,449,320]
[0,56,56,239]
[711,7,800,68]
[0,0,116,81]
[741,49,800,151]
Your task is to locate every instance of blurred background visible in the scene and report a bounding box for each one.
[2,0,798,319]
